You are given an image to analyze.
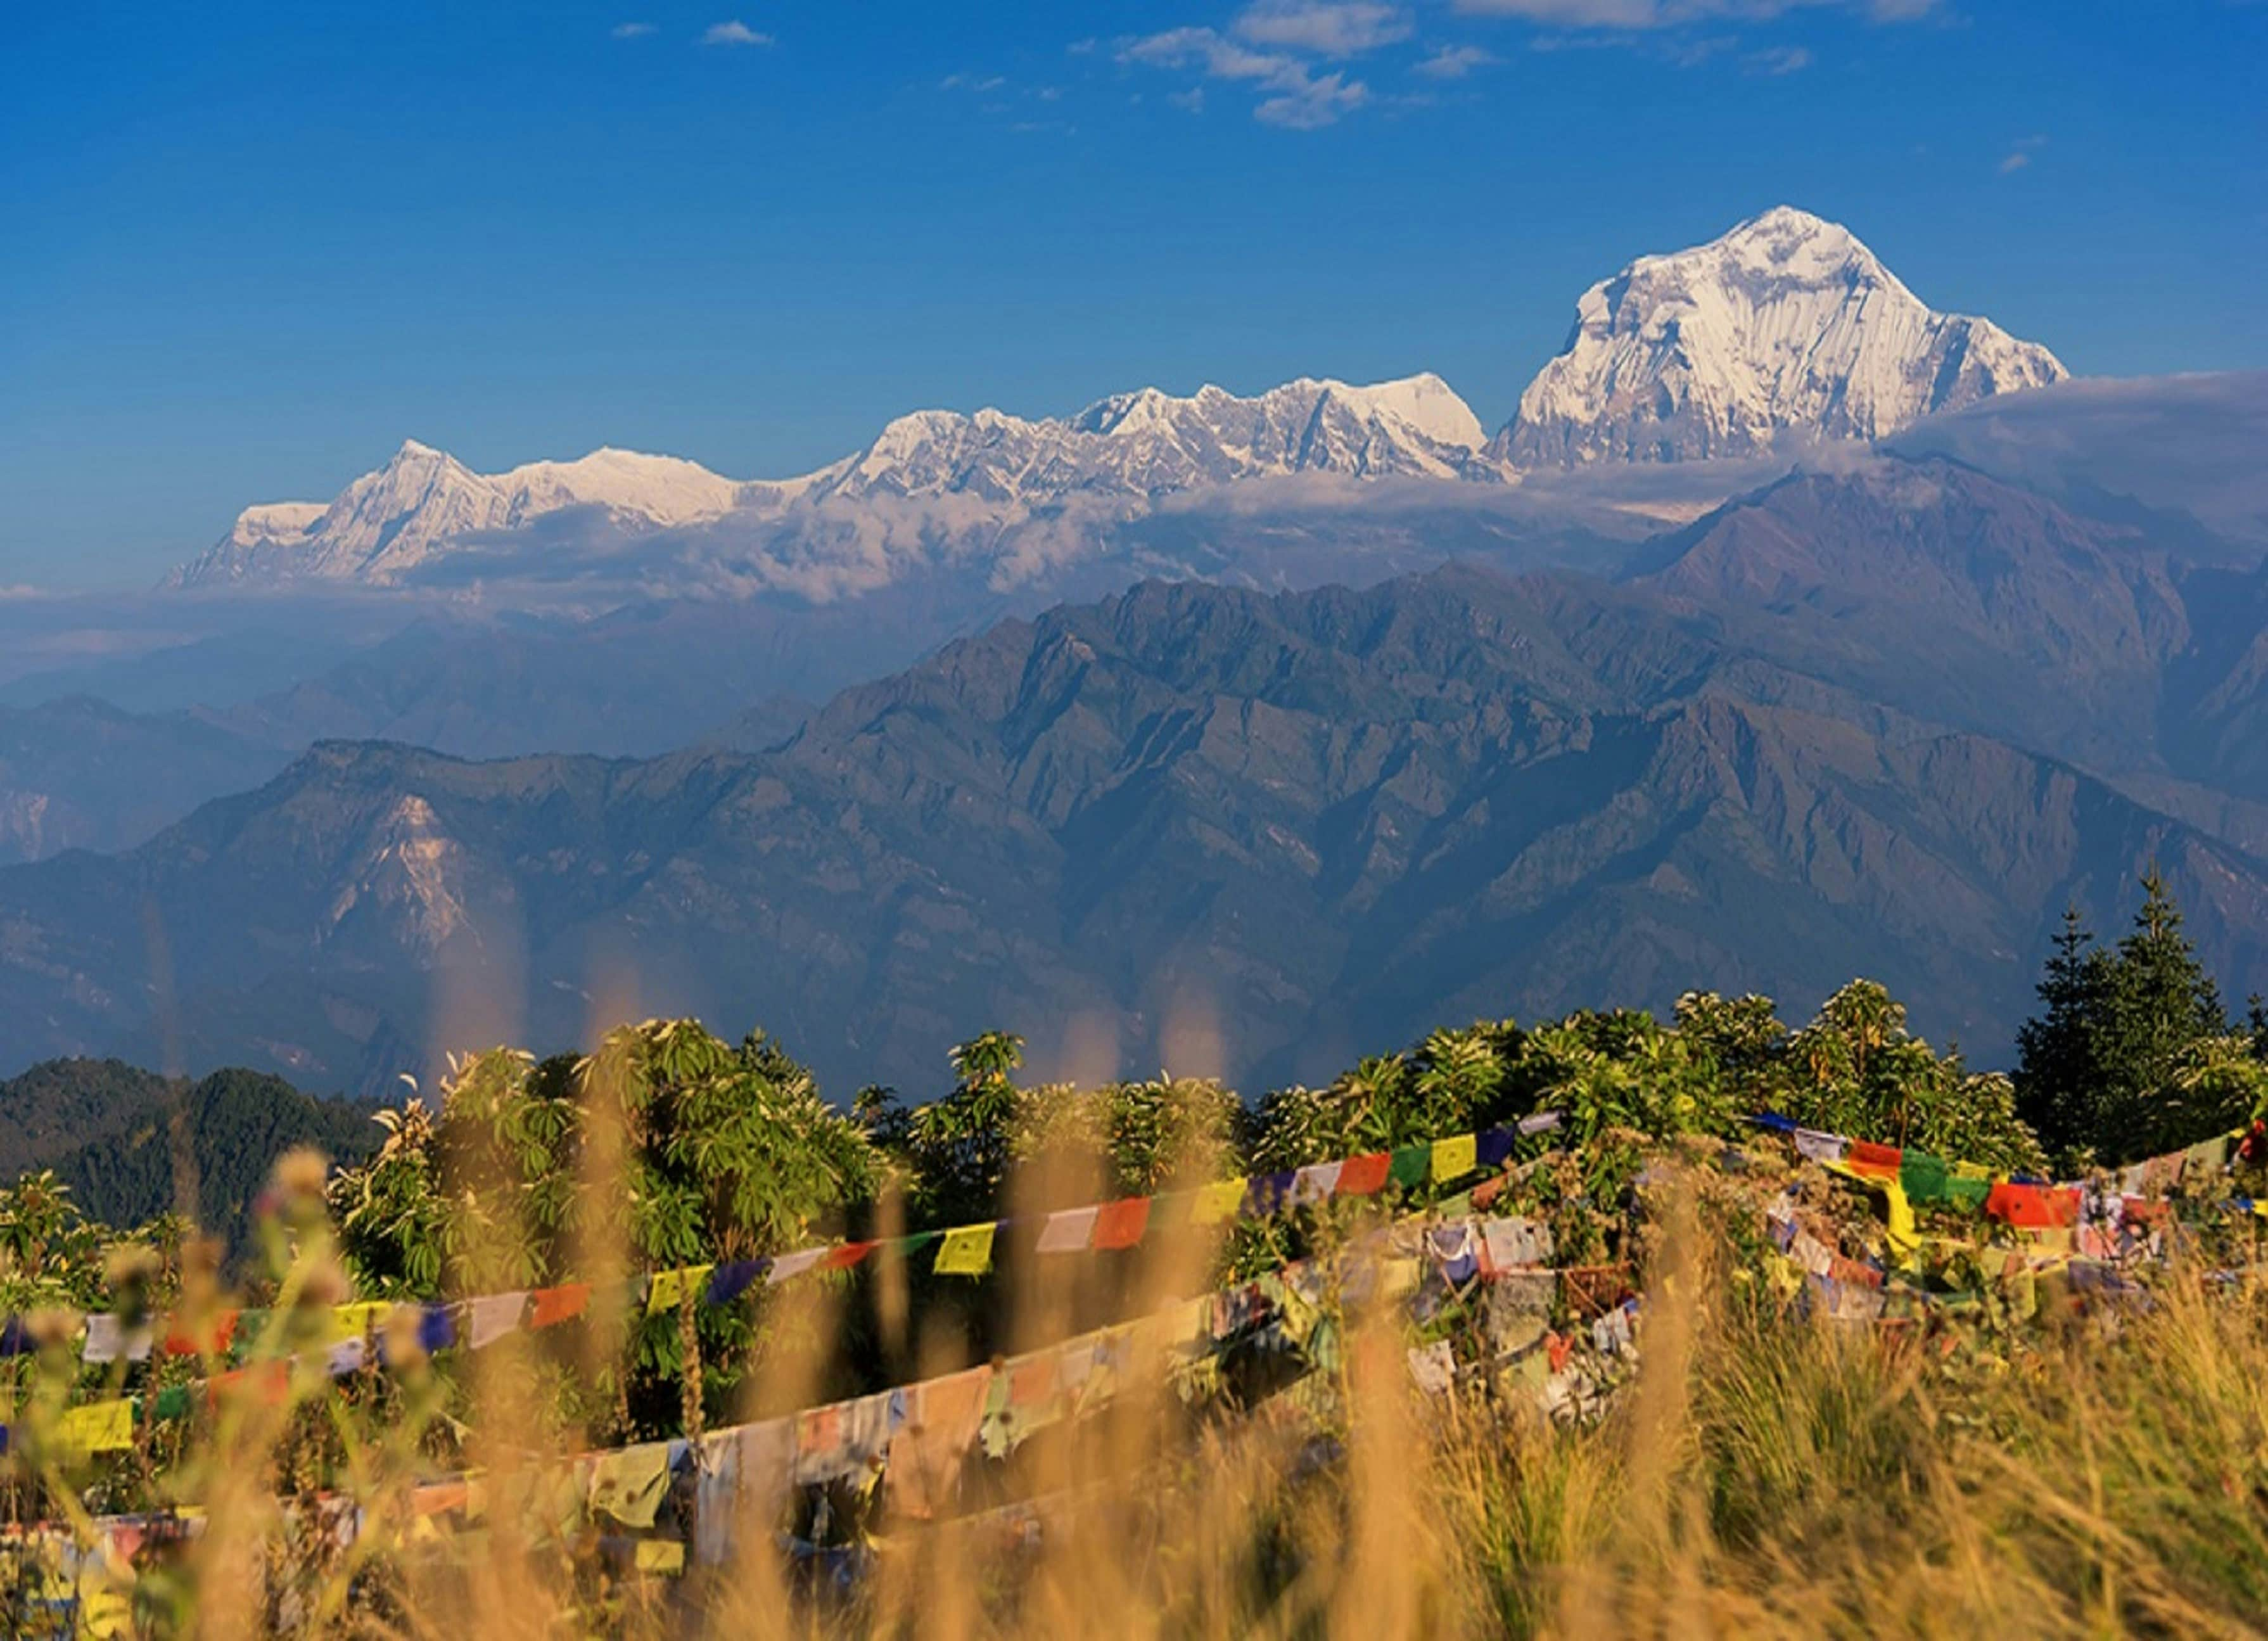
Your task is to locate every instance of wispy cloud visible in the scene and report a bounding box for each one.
[1235,1,1413,54]
[940,72,1007,91]
[1453,0,1934,25]
[702,20,773,47]
[1998,132,2047,174]
[1745,43,1812,72]
[1118,7,1398,128]
[1168,87,1207,112]
[611,22,656,39]
[1413,42,1497,76]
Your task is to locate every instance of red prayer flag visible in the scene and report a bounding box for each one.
[1092,1197,1151,1251]
[529,1284,592,1329]
[1009,1356,1057,1408]
[1471,1175,1508,1210]
[163,1310,238,1357]
[208,1360,289,1408]
[1987,1182,2079,1228]
[1847,1140,1902,1178]
[1335,1153,1391,1196]
[819,1241,879,1271]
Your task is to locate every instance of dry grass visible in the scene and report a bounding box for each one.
[8,1162,2268,1638]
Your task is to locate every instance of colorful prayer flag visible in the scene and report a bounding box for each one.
[1335,1153,1391,1196]
[1387,1145,1430,1189]
[57,1400,134,1455]
[646,1266,712,1316]
[1036,1206,1100,1254]
[529,1284,591,1329]
[1431,1133,1478,1182]
[1092,1197,1151,1250]
[934,1223,997,1277]
[1191,1178,1247,1225]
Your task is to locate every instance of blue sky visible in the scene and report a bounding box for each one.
[3,0,2262,587]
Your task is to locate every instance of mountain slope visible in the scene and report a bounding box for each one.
[3,565,2260,1098]
[1500,207,2067,466]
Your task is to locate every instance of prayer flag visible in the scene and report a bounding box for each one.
[934,1223,997,1277]
[1242,1172,1295,1216]
[1337,1152,1391,1196]
[1093,1197,1151,1250]
[1191,1178,1247,1225]
[1009,1355,1057,1408]
[1290,1161,1343,1205]
[58,1400,134,1455]
[467,1292,528,1350]
[587,1443,673,1529]
[1899,1151,1952,1206]
[1387,1145,1430,1189]
[329,1303,388,1343]
[1475,1129,1516,1167]
[646,1266,712,1316]
[529,1284,591,1329]
[1794,1128,1847,1165]
[1848,1140,1902,1178]
[1431,1133,1478,1183]
[1516,1111,1563,1137]
[765,1249,827,1286]
[705,1261,765,1305]
[634,1540,685,1576]
[82,1315,153,1365]
[1987,1181,2077,1229]
[818,1242,877,1272]
[1036,1206,1099,1254]
[162,1311,238,1357]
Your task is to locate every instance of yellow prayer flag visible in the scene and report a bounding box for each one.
[634,1539,686,1575]
[328,1303,387,1344]
[1190,1178,1247,1226]
[933,1223,997,1277]
[587,1443,673,1529]
[646,1265,713,1316]
[58,1399,135,1455]
[1431,1133,1478,1182]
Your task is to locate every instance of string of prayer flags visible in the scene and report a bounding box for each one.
[933,1223,996,1277]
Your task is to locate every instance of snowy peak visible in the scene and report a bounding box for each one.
[171,374,1493,587]
[1499,207,2068,466]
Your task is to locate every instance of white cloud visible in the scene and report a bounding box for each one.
[1998,132,2046,174]
[1745,43,1812,72]
[1413,43,1497,76]
[702,20,774,47]
[1118,25,1372,126]
[1452,0,1934,25]
[611,22,656,39]
[1254,68,1369,125]
[1233,1,1413,55]
[1169,87,1207,112]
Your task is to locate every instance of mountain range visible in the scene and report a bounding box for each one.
[167,208,2063,602]
[6,205,2262,1102]
[6,455,2266,1099]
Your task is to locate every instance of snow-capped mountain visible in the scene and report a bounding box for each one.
[1496,207,2068,466]
[170,375,1493,588]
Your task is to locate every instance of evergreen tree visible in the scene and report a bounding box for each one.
[2093,867,2231,1161]
[2248,994,2268,1063]
[2013,907,2113,1158]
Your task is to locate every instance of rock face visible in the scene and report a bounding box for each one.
[1498,207,2068,466]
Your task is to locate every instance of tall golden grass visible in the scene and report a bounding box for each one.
[8,1146,2267,1638]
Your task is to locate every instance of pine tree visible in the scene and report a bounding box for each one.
[2093,867,2231,1161]
[2013,906,2112,1158]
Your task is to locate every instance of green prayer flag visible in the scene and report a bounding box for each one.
[1387,1146,1430,1190]
[1899,1151,1952,1206]
[151,1384,193,1421]
[1943,1174,1991,1213]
